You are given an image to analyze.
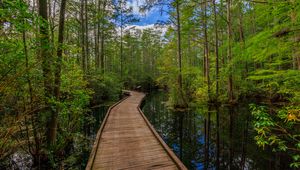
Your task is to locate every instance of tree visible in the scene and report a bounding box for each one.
[38,0,57,145]
[114,0,138,79]
[212,0,219,102]
[203,0,210,101]
[226,0,234,102]
[51,0,67,145]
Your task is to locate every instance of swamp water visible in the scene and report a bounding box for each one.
[141,91,292,170]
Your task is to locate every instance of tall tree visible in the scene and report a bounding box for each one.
[80,0,87,73]
[38,0,56,145]
[50,0,67,145]
[227,0,234,102]
[174,0,188,107]
[203,0,210,100]
[114,0,137,79]
[85,0,89,71]
[213,0,219,101]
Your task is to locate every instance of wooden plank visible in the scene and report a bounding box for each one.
[85,95,130,170]
[137,105,187,169]
[86,91,187,170]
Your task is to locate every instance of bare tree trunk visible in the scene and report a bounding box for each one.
[100,28,105,73]
[22,22,41,166]
[100,0,107,73]
[227,0,234,102]
[95,0,99,70]
[175,0,186,107]
[120,25,123,78]
[85,0,89,71]
[80,0,86,73]
[203,0,210,100]
[213,0,219,101]
[238,2,247,77]
[187,31,192,66]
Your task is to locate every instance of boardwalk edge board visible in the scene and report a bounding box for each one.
[137,97,187,170]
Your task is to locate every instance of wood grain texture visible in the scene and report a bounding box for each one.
[86,91,187,170]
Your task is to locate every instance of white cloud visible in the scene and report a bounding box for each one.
[122,0,169,38]
[116,24,169,37]
[124,24,169,36]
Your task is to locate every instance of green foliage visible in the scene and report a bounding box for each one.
[250,104,300,168]
[1,0,300,168]
[89,72,122,103]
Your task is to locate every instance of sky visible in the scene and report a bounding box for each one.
[126,0,169,26]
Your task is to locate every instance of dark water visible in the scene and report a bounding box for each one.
[90,106,110,134]
[81,106,109,168]
[141,91,291,170]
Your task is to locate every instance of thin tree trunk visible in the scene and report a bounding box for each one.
[213,0,219,101]
[120,0,124,79]
[203,0,210,100]
[100,28,105,73]
[175,0,186,106]
[80,0,86,73]
[227,0,234,102]
[238,2,247,77]
[95,0,99,70]
[100,0,107,73]
[22,25,33,111]
[85,0,89,71]
[120,24,123,78]
[22,23,40,166]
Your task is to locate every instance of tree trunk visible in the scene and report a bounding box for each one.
[22,22,41,166]
[50,0,67,145]
[38,0,55,145]
[213,0,219,101]
[80,0,86,73]
[238,2,247,77]
[120,1,124,79]
[175,0,185,107]
[85,0,89,71]
[203,0,210,100]
[227,0,234,102]
[95,0,100,70]
[100,0,107,73]
[100,28,105,73]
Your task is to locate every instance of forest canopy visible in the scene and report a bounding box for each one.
[0,0,299,169]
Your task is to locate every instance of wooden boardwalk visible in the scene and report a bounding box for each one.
[86,91,187,170]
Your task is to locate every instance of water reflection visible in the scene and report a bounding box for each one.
[142,91,291,170]
[88,106,109,139]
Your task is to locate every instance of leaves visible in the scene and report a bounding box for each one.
[251,104,300,167]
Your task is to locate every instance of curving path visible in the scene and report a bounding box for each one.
[86,91,186,170]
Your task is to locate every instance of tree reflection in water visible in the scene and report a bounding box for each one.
[142,91,291,170]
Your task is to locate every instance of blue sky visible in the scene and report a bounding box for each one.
[136,8,169,26]
[127,0,169,26]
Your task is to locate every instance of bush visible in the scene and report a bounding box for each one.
[88,72,122,105]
